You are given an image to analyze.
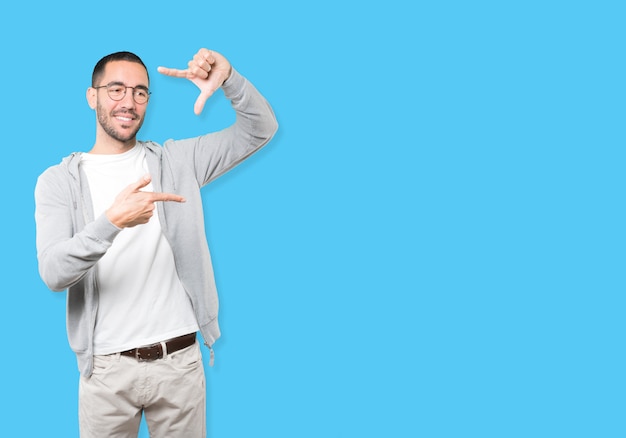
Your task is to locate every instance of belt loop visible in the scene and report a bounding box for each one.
[160,341,168,359]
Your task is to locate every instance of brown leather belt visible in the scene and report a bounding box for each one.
[120,333,196,361]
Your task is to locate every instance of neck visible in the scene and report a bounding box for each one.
[89,136,137,155]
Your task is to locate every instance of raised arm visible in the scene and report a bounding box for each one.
[159,48,278,186]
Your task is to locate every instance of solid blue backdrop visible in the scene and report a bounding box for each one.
[1,1,625,437]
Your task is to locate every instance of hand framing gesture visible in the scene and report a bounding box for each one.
[157,48,232,115]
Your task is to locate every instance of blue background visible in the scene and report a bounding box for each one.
[1,0,624,436]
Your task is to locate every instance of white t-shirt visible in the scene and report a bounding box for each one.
[81,145,198,355]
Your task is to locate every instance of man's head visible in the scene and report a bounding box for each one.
[87,51,150,150]
[91,51,149,87]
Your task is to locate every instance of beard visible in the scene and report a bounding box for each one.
[96,101,144,143]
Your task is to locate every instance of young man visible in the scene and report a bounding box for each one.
[35,47,278,437]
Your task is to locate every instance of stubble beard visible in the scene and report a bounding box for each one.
[96,101,144,144]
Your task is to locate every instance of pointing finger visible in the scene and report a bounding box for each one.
[150,192,186,203]
[157,66,190,78]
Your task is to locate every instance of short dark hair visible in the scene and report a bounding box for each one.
[91,51,149,87]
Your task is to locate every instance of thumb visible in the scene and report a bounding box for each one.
[130,174,152,191]
[194,91,211,115]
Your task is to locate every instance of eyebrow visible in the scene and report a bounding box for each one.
[105,81,149,91]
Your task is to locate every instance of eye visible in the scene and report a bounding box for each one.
[135,89,148,98]
[108,85,125,95]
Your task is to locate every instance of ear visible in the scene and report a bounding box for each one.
[86,87,97,110]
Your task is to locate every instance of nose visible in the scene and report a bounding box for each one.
[119,88,136,108]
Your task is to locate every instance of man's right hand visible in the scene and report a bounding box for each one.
[106,174,186,228]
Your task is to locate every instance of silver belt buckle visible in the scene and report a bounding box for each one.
[135,344,161,361]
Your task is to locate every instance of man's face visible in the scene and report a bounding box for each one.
[92,61,149,144]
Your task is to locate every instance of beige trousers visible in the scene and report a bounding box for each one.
[79,341,206,438]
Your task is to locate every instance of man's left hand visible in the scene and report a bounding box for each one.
[157,48,232,115]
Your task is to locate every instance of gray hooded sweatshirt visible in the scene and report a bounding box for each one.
[35,69,278,377]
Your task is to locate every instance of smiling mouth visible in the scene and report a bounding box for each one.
[113,111,138,122]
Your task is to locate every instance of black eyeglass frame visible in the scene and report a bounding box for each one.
[93,82,151,104]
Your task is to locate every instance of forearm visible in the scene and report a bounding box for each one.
[221,67,279,153]
[35,175,121,291]
[168,68,278,186]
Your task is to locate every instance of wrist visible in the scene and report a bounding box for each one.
[222,66,233,87]
[105,209,123,230]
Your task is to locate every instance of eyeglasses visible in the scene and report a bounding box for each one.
[94,83,151,104]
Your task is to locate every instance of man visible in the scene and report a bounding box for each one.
[34,47,278,437]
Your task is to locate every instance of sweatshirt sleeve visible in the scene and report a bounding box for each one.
[35,167,122,292]
[163,67,279,186]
